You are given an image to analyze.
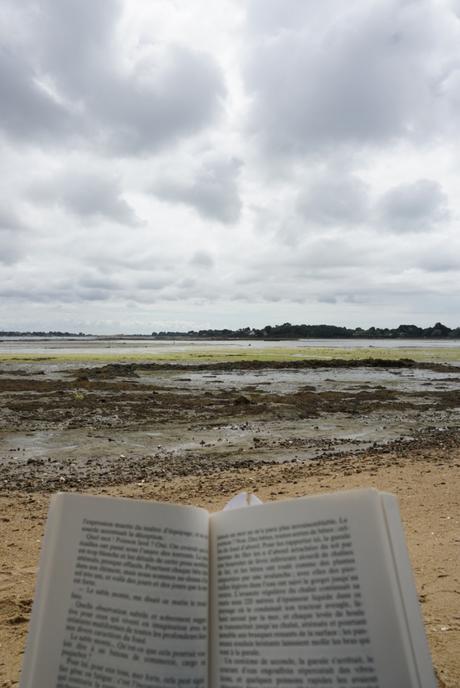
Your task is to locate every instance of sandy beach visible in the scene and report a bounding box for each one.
[1,355,459,686]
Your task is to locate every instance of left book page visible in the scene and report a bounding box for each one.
[19,493,210,688]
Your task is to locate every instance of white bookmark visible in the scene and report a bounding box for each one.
[223,491,263,511]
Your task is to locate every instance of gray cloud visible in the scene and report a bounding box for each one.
[245,233,377,288]
[297,171,370,227]
[246,0,311,35]
[0,231,22,264]
[299,237,366,269]
[246,0,348,38]
[0,0,226,154]
[417,242,460,272]
[155,156,242,224]
[137,276,172,291]
[245,0,457,157]
[78,275,121,292]
[419,254,460,272]
[0,45,73,144]
[377,179,449,233]
[317,294,338,304]
[31,170,139,225]
[190,251,215,268]
[37,0,120,90]
[0,207,26,264]
[90,47,226,155]
[0,207,25,232]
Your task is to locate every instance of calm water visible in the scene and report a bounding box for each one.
[0,337,459,356]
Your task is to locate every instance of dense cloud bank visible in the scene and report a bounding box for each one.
[0,0,460,331]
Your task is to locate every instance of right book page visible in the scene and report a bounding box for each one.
[209,489,436,688]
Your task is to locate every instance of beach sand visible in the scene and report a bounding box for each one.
[0,446,459,687]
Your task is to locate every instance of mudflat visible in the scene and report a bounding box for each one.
[0,356,459,686]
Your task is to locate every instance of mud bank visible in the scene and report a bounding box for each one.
[1,358,459,492]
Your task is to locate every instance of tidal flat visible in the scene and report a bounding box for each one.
[0,353,459,490]
[0,344,459,686]
[1,341,460,364]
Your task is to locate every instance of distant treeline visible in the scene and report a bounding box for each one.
[152,322,460,339]
[2,322,460,339]
[0,331,86,337]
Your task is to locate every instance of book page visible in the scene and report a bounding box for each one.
[20,494,209,688]
[381,494,436,688]
[210,489,423,688]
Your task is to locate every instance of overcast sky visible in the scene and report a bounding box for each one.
[1,0,460,333]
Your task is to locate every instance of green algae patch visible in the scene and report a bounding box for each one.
[0,344,459,365]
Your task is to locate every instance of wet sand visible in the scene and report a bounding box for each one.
[1,358,459,686]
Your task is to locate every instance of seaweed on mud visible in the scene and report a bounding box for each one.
[70,357,460,379]
[1,368,459,433]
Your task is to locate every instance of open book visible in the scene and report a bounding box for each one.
[20,489,436,688]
